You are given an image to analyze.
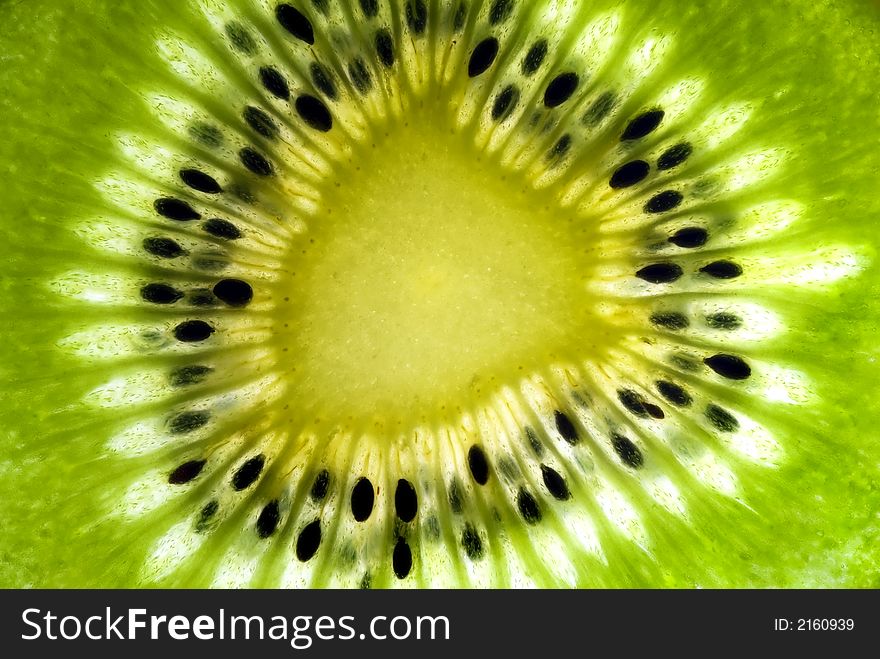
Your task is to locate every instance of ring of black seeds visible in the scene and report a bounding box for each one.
[115,2,801,587]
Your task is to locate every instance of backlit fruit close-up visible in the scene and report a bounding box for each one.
[1,0,878,589]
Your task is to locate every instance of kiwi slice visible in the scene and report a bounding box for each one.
[1,0,879,588]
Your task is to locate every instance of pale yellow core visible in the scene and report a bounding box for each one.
[278,117,606,427]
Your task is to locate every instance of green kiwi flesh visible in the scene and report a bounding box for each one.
[1,0,879,588]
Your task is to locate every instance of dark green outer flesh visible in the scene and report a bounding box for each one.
[0,0,879,587]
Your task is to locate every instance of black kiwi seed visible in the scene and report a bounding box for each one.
[425,515,441,540]
[644,402,665,419]
[406,0,428,35]
[645,190,684,214]
[256,500,281,538]
[143,237,187,258]
[295,95,333,132]
[213,278,253,307]
[309,62,337,100]
[658,142,693,170]
[225,22,257,55]
[468,37,499,78]
[554,410,579,445]
[243,106,279,140]
[190,122,224,148]
[195,500,219,533]
[671,354,700,372]
[239,147,274,176]
[609,160,650,189]
[393,538,413,579]
[489,0,514,25]
[276,4,315,45]
[448,480,464,513]
[704,354,752,380]
[706,312,742,330]
[522,39,547,75]
[141,283,183,305]
[395,479,418,522]
[351,477,375,522]
[168,459,207,485]
[516,489,542,524]
[170,364,213,387]
[227,183,253,200]
[669,227,708,248]
[169,410,211,434]
[260,66,290,100]
[188,289,217,307]
[548,134,572,160]
[461,524,483,560]
[310,469,330,501]
[540,465,570,501]
[186,291,214,306]
[191,253,229,272]
[544,72,579,108]
[701,261,743,279]
[525,427,543,456]
[360,0,379,18]
[179,169,222,194]
[296,519,322,561]
[705,404,739,432]
[348,58,372,94]
[375,29,395,67]
[155,197,201,221]
[467,445,490,485]
[621,109,665,141]
[497,456,519,480]
[650,311,689,330]
[611,434,644,469]
[173,320,215,342]
[656,380,692,407]
[619,391,663,419]
[453,2,467,32]
[583,91,616,126]
[232,454,266,491]
[203,218,242,240]
[636,263,683,284]
[491,85,519,121]
[617,389,649,417]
